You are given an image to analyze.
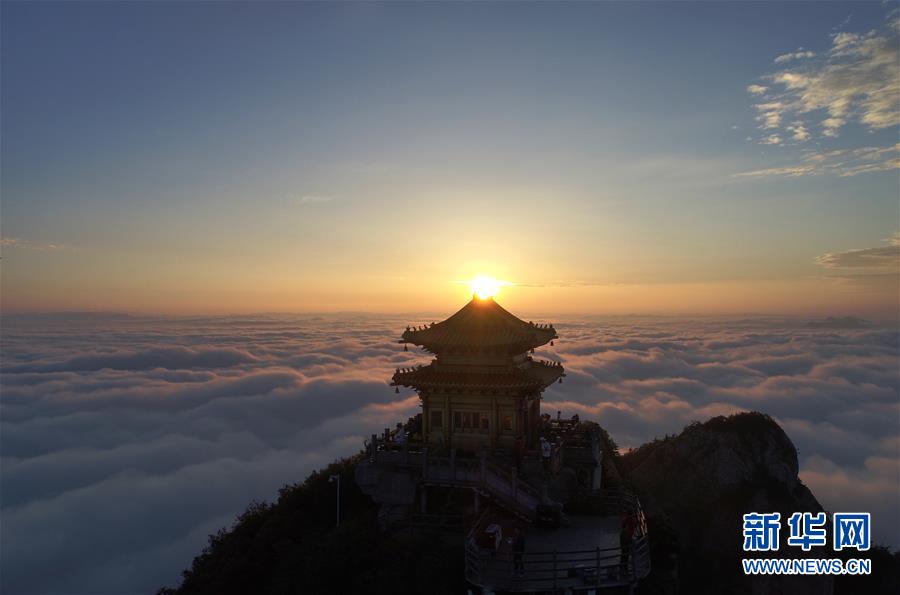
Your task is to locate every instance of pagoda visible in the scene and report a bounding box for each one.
[357,294,651,592]
[393,295,564,452]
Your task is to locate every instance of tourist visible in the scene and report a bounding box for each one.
[618,511,636,578]
[395,422,406,446]
[484,522,502,553]
[541,413,552,435]
[512,527,525,576]
[540,437,551,472]
[514,435,525,470]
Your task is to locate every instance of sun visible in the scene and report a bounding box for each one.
[469,275,509,300]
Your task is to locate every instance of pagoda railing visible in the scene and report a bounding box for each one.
[464,538,650,592]
[464,489,650,592]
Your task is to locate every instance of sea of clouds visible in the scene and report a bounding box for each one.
[1,312,897,594]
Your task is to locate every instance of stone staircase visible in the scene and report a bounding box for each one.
[419,451,544,521]
[356,443,553,522]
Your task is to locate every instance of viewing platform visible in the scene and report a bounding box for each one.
[356,432,650,592]
[465,504,650,593]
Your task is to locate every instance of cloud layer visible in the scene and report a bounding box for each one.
[1,312,898,593]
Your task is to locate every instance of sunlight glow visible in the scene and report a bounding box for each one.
[469,275,509,300]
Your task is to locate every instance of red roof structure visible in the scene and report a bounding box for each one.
[393,296,564,393]
[400,296,558,354]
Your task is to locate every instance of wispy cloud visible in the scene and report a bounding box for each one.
[786,121,810,142]
[755,101,785,129]
[733,143,899,178]
[747,84,768,95]
[815,232,900,270]
[746,12,899,145]
[773,49,816,64]
[832,14,853,32]
[511,279,621,289]
[0,237,64,251]
[297,195,333,205]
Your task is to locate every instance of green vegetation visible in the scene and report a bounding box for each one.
[158,456,463,595]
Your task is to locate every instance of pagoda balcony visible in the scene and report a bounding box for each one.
[391,360,564,393]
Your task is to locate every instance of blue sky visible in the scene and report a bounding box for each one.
[2,2,897,315]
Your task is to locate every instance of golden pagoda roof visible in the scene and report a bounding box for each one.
[401,297,557,352]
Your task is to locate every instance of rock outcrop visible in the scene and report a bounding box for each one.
[621,412,827,595]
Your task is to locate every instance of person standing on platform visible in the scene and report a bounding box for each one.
[514,435,525,471]
[512,527,525,576]
[619,512,636,579]
[540,437,551,473]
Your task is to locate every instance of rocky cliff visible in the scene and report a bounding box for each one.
[621,412,828,595]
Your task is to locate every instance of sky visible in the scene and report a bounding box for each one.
[0,5,898,593]
[2,2,898,317]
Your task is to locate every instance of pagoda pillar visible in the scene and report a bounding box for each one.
[490,396,498,447]
[442,393,450,448]
[516,397,524,442]
[422,399,429,444]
